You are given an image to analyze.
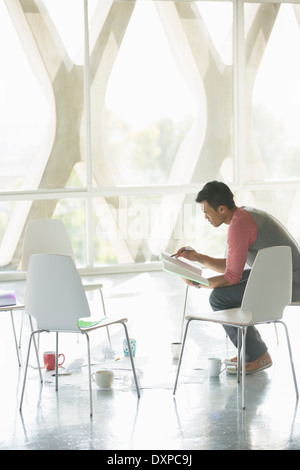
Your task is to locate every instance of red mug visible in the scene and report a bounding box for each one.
[43,351,65,371]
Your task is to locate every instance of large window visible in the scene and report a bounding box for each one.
[245,3,300,182]
[0,0,299,276]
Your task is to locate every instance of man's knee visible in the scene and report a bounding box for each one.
[209,288,224,311]
[209,284,244,311]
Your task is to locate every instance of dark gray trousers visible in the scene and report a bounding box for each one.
[209,270,268,362]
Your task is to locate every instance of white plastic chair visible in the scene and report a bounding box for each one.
[19,254,140,416]
[19,219,110,348]
[173,246,299,409]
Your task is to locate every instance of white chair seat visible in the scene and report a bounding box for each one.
[78,316,128,331]
[186,308,253,327]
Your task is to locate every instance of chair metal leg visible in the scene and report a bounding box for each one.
[122,323,140,398]
[18,310,24,349]
[19,330,43,412]
[99,288,112,350]
[29,316,43,382]
[237,328,241,384]
[274,323,279,345]
[55,332,59,391]
[10,310,21,367]
[99,288,107,317]
[19,333,33,411]
[19,310,40,351]
[180,285,189,342]
[241,327,247,410]
[173,318,191,395]
[82,331,93,417]
[276,320,299,399]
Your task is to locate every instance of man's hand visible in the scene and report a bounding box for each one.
[182,278,201,288]
[175,246,199,262]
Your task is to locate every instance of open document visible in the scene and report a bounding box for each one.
[160,252,209,286]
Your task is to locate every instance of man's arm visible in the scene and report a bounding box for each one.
[206,274,235,289]
[183,272,235,289]
[175,247,226,273]
[176,248,235,289]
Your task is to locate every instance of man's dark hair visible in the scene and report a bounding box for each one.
[195,181,236,210]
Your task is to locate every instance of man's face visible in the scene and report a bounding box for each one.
[200,201,225,227]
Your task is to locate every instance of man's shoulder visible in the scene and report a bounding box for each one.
[232,207,258,224]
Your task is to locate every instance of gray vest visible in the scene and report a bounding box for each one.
[244,207,300,285]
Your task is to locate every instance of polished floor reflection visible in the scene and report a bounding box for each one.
[0,270,300,450]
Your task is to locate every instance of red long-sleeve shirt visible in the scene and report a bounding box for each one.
[224,208,257,284]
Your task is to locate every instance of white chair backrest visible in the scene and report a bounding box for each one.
[22,219,75,271]
[25,254,90,331]
[241,246,292,323]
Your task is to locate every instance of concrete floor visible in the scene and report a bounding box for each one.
[0,270,300,451]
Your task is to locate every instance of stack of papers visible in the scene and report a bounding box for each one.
[0,291,17,307]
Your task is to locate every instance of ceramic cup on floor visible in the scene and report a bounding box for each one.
[43,351,65,371]
[123,338,136,357]
[92,370,114,389]
[208,358,226,377]
[171,342,182,360]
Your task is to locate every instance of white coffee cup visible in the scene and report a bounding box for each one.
[171,342,182,360]
[92,369,114,388]
[208,358,226,377]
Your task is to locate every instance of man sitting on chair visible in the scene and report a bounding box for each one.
[174,181,300,374]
